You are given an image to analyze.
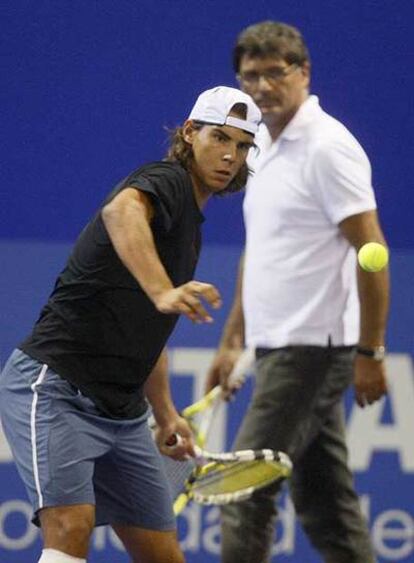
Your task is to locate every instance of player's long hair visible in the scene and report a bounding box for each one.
[166,105,252,195]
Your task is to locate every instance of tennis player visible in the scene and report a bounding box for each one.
[0,86,260,563]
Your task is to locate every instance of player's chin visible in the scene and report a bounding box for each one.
[207,175,233,193]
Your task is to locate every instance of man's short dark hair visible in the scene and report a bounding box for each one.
[233,21,310,73]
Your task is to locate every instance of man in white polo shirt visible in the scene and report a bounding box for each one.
[206,21,389,563]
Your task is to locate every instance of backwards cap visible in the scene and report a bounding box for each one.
[188,86,261,135]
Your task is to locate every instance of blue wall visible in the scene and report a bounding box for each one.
[2,0,414,248]
[1,1,413,561]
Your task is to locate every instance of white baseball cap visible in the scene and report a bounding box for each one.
[188,86,261,135]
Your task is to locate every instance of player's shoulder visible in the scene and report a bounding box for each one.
[129,160,189,183]
[103,161,191,206]
[121,161,193,200]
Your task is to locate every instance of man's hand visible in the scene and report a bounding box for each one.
[154,281,222,323]
[354,355,388,407]
[204,347,244,399]
[154,415,196,461]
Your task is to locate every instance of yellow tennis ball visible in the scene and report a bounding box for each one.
[358,242,389,272]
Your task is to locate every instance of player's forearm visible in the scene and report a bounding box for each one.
[357,267,390,347]
[220,254,245,349]
[144,349,178,426]
[102,190,173,303]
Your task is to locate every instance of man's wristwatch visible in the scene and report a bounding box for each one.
[356,345,386,361]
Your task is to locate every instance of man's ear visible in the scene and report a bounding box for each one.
[182,119,196,144]
[300,61,311,89]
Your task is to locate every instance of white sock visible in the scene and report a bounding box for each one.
[38,548,87,562]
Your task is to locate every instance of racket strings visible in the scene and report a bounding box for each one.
[193,459,285,496]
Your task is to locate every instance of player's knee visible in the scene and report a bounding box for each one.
[41,507,95,545]
[59,515,93,542]
[57,520,92,547]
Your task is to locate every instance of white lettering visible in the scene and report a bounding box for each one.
[372,510,414,560]
[170,348,215,401]
[91,526,125,552]
[359,493,371,522]
[107,527,125,550]
[202,507,221,555]
[272,493,296,556]
[0,495,412,560]
[0,500,38,550]
[0,348,413,562]
[91,527,106,551]
[179,502,202,552]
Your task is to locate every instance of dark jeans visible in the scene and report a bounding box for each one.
[221,346,375,563]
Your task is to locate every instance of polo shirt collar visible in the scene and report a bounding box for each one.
[252,96,322,170]
[279,95,321,141]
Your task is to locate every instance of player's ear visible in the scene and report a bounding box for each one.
[183,120,197,144]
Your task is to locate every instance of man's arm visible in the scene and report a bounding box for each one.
[205,254,246,394]
[339,209,389,407]
[102,187,221,323]
[145,348,195,458]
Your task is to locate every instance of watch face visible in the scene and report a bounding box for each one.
[373,347,386,361]
[357,346,386,361]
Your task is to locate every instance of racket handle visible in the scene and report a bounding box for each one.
[165,433,184,448]
[227,347,255,387]
[165,435,203,461]
[174,493,190,515]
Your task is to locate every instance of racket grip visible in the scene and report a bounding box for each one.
[165,433,184,448]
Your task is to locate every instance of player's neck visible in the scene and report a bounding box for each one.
[189,173,210,209]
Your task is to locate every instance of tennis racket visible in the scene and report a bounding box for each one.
[160,348,292,514]
[164,439,292,514]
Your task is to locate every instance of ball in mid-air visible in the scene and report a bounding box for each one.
[358,242,389,272]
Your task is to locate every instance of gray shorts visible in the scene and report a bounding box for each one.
[0,349,175,530]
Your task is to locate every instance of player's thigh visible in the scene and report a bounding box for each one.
[112,524,184,563]
[93,414,175,531]
[0,350,105,523]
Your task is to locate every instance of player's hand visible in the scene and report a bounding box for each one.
[155,416,196,461]
[353,355,388,408]
[204,347,244,399]
[154,281,222,323]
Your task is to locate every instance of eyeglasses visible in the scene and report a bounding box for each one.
[237,64,299,87]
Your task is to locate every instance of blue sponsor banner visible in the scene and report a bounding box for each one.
[0,241,413,562]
